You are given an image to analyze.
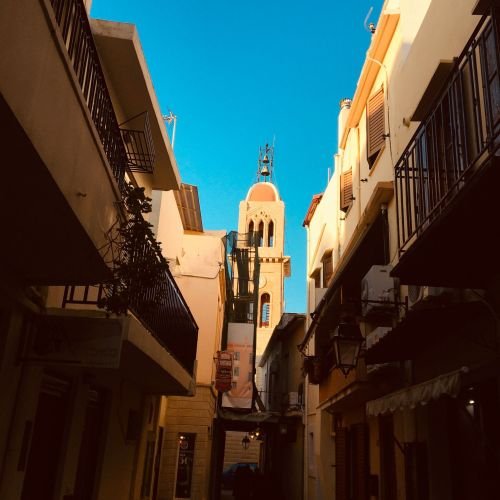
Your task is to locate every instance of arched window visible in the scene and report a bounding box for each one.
[268,221,274,247]
[248,220,254,246]
[260,293,270,327]
[258,221,264,247]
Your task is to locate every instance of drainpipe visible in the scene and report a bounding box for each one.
[357,127,362,224]
[304,223,311,500]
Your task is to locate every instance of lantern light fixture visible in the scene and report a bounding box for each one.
[241,434,250,450]
[331,323,363,377]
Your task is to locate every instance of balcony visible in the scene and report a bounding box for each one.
[91,18,181,190]
[0,0,129,284]
[23,306,195,395]
[62,225,199,375]
[393,13,500,288]
[119,112,156,174]
[365,301,487,365]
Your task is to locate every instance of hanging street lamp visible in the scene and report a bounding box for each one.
[241,434,250,450]
[331,323,364,376]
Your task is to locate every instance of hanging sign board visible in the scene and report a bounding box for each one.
[23,313,124,369]
[215,351,233,392]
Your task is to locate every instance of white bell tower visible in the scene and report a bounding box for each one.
[237,144,291,393]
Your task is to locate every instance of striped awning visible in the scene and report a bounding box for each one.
[366,367,468,416]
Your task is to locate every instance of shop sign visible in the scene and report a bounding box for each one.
[23,313,124,369]
[175,433,196,499]
[215,351,233,392]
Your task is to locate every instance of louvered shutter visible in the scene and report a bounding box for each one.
[404,442,429,500]
[379,415,397,500]
[322,251,333,287]
[335,427,349,500]
[351,423,369,500]
[367,88,385,164]
[340,169,353,212]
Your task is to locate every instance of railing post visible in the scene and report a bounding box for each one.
[48,0,127,194]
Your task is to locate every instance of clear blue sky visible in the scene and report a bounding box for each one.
[92,0,384,314]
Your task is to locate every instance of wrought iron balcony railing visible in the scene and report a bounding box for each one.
[49,0,127,193]
[395,13,500,254]
[48,1,197,372]
[120,112,156,174]
[62,228,199,374]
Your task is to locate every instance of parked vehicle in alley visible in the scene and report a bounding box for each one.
[221,462,258,489]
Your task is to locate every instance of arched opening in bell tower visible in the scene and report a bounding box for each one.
[267,221,274,247]
[260,293,270,327]
[248,220,254,246]
[258,221,264,247]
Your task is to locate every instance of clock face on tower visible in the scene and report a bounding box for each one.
[259,276,267,289]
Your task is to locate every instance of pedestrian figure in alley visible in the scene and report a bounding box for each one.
[252,470,285,500]
[252,470,271,500]
[233,464,254,500]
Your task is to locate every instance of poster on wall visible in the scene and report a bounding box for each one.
[222,322,255,409]
[175,433,196,499]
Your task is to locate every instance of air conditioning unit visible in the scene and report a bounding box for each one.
[407,285,455,309]
[361,265,395,317]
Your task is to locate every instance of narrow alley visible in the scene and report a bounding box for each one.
[0,0,499,499]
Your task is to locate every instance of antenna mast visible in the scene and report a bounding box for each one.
[162,110,177,150]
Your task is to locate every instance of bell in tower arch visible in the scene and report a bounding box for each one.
[257,143,274,181]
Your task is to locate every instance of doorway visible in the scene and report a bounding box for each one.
[74,387,107,500]
[21,375,71,500]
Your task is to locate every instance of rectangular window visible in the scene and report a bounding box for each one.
[233,351,240,361]
[322,252,333,288]
[248,372,253,382]
[233,367,239,377]
[248,353,253,364]
[311,268,321,288]
[340,169,353,212]
[367,87,385,167]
